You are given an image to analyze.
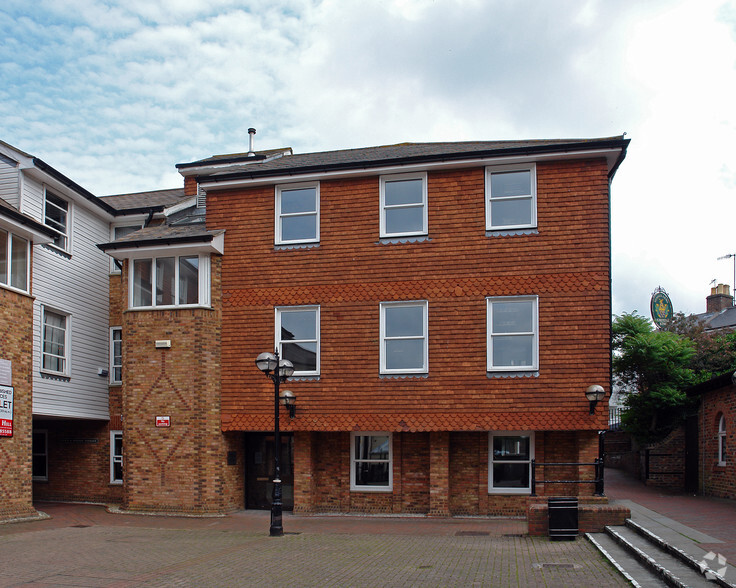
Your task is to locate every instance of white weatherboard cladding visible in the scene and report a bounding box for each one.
[0,158,20,209]
[30,181,110,419]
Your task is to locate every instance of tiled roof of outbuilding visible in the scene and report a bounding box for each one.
[100,188,187,211]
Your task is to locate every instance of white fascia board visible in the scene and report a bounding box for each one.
[106,232,224,260]
[164,196,197,216]
[199,147,624,191]
[20,166,116,222]
[0,215,54,244]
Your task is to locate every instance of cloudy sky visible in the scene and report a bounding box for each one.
[2,0,735,317]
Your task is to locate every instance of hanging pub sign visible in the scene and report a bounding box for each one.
[650,287,674,328]
[0,385,13,437]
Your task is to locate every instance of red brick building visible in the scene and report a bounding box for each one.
[98,136,629,517]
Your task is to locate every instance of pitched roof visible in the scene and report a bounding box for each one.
[100,187,188,211]
[97,223,222,251]
[184,136,629,183]
[0,197,57,239]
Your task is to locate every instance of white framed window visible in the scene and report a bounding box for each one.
[44,189,70,251]
[0,228,29,292]
[110,224,141,273]
[350,432,393,492]
[489,431,534,494]
[110,327,122,385]
[486,164,536,230]
[275,183,319,245]
[380,300,428,374]
[380,172,427,237]
[130,254,209,308]
[276,306,320,376]
[42,307,69,375]
[32,429,48,481]
[110,430,123,484]
[487,296,538,371]
[718,414,727,466]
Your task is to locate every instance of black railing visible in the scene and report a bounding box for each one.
[609,406,624,431]
[530,458,605,496]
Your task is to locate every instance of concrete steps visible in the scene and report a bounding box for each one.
[587,519,735,587]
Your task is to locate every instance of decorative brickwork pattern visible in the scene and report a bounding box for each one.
[0,288,36,520]
[120,256,241,513]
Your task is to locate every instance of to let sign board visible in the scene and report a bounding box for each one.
[0,385,13,437]
[155,416,170,428]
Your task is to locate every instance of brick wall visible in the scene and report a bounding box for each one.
[32,419,123,503]
[0,288,36,520]
[700,383,736,499]
[120,255,240,513]
[642,426,686,490]
[210,160,612,434]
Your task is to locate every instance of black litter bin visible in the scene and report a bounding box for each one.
[548,497,578,540]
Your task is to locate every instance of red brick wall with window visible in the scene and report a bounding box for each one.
[210,159,612,434]
[701,384,736,499]
[0,288,36,520]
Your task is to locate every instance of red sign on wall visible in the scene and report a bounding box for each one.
[0,386,13,437]
[155,416,170,428]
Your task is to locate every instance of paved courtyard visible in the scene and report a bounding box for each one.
[0,504,628,587]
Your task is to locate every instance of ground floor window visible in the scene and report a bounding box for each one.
[488,431,534,494]
[110,431,123,484]
[32,430,48,481]
[350,432,392,491]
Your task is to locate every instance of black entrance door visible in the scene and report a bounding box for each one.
[245,433,294,510]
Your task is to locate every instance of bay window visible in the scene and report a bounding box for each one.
[131,254,208,308]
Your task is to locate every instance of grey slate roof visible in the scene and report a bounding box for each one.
[100,188,188,211]
[695,306,736,331]
[182,137,629,181]
[98,223,223,251]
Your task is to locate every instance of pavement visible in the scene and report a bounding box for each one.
[0,470,732,587]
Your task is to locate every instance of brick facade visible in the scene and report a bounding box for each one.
[119,256,242,513]
[699,382,736,499]
[0,288,37,520]
[205,157,614,516]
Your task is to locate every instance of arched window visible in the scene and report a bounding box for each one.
[718,414,727,466]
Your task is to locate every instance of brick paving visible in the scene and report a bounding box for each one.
[0,503,628,587]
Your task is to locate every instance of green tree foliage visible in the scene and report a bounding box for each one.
[612,312,698,443]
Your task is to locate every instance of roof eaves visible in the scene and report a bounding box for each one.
[0,202,58,240]
[198,137,629,184]
[97,233,214,252]
[32,158,118,215]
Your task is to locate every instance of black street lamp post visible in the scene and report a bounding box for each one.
[255,351,296,537]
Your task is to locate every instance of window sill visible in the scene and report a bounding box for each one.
[0,282,31,297]
[289,375,320,382]
[127,304,212,312]
[487,489,531,495]
[350,487,393,493]
[41,243,72,258]
[487,370,538,379]
[380,373,428,379]
[377,235,430,244]
[275,242,319,250]
[485,228,538,238]
[40,371,70,382]
[109,382,122,387]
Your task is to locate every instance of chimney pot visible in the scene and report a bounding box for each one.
[707,283,734,313]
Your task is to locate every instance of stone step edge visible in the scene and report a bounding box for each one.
[603,525,689,588]
[584,532,643,588]
[624,519,736,588]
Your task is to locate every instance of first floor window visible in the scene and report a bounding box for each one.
[718,414,727,465]
[380,300,428,374]
[32,430,48,481]
[276,183,319,244]
[110,327,122,384]
[44,190,69,250]
[110,431,123,484]
[131,254,207,308]
[380,173,427,237]
[0,229,29,291]
[487,296,538,371]
[489,432,534,494]
[486,164,536,230]
[276,306,319,375]
[350,432,392,491]
[42,308,68,375]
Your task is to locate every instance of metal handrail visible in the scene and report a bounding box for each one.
[530,458,604,496]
